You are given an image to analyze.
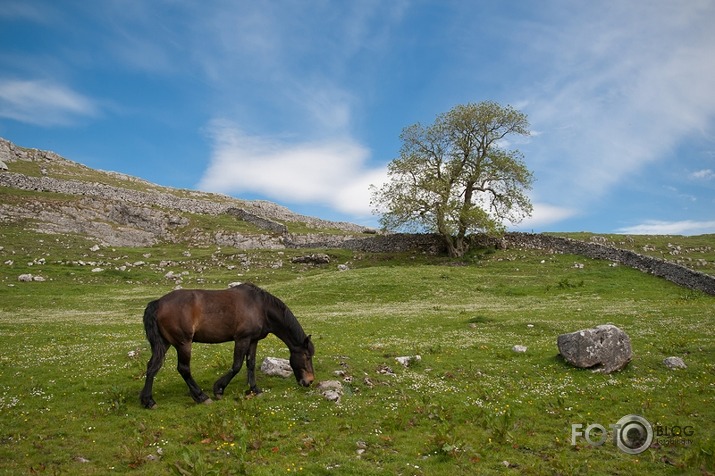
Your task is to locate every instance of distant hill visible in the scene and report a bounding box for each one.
[0,137,373,248]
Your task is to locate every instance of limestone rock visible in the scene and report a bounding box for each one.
[260,357,292,378]
[395,355,421,367]
[316,380,343,403]
[291,253,330,265]
[663,356,687,370]
[557,324,632,373]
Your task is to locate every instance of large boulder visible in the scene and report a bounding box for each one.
[557,324,632,373]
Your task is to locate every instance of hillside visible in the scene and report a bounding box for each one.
[1,136,714,294]
[0,137,372,248]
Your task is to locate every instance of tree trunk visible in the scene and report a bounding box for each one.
[443,234,468,258]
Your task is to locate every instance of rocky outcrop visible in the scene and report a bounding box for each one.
[0,137,370,246]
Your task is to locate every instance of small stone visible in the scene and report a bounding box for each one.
[260,357,292,378]
[512,345,527,353]
[317,380,343,403]
[395,355,421,367]
[663,356,687,370]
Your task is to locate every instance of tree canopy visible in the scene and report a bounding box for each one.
[371,101,534,257]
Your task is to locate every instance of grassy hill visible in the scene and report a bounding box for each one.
[0,138,714,474]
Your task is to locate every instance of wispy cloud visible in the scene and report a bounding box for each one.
[0,79,98,126]
[198,120,386,217]
[520,2,715,205]
[191,3,403,217]
[690,169,715,181]
[513,202,578,231]
[616,220,715,236]
[0,1,55,23]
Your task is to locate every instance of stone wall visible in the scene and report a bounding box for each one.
[287,233,447,254]
[306,232,714,295]
[502,233,715,295]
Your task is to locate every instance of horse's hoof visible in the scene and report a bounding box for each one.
[214,393,223,400]
[245,388,263,397]
[202,398,213,405]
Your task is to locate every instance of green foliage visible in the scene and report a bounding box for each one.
[0,228,713,475]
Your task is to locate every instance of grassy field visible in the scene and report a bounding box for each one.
[0,225,713,475]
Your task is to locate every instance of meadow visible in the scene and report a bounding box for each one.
[0,225,713,475]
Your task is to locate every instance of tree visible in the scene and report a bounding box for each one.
[371,101,534,257]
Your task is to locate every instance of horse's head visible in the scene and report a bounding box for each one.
[290,335,315,387]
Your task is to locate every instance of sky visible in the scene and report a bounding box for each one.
[1,0,714,235]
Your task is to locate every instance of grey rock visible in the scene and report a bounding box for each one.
[316,380,343,403]
[260,357,292,378]
[557,324,632,373]
[395,355,421,367]
[663,356,687,370]
[292,253,331,265]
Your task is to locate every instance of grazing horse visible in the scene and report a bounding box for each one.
[140,283,314,408]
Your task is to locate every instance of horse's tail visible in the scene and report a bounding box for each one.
[143,300,168,353]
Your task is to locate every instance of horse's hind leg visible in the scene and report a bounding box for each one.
[140,339,169,409]
[176,344,212,404]
[213,338,250,399]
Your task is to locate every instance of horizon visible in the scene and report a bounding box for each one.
[1,1,714,234]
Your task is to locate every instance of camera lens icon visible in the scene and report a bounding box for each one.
[616,414,653,454]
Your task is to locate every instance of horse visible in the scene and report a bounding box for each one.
[140,283,314,409]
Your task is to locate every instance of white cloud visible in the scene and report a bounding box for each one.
[616,220,715,236]
[511,202,578,231]
[198,120,386,216]
[690,169,715,181]
[0,79,97,126]
[521,2,715,206]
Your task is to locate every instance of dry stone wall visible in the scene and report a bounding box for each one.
[502,233,715,295]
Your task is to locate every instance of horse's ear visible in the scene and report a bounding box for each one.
[304,335,313,353]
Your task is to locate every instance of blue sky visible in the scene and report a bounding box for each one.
[1,1,714,234]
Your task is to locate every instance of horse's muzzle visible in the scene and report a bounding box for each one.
[299,373,314,387]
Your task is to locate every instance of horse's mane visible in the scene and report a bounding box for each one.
[241,283,305,340]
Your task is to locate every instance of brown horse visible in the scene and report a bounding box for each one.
[140,283,314,408]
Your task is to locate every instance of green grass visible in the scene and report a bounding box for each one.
[0,229,713,475]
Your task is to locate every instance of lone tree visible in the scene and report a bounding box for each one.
[371,101,534,257]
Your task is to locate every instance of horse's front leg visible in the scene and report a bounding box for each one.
[245,340,262,396]
[213,338,250,399]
